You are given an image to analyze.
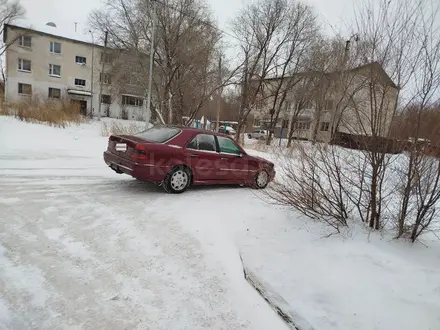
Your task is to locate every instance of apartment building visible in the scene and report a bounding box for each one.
[252,62,399,142]
[3,23,147,120]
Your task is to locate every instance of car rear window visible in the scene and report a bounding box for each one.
[134,126,181,143]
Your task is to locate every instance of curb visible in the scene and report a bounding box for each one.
[239,254,316,330]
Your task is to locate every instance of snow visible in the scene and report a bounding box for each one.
[13,20,97,46]
[239,213,440,330]
[0,117,286,330]
[1,116,440,330]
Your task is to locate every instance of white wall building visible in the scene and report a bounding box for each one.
[3,23,148,120]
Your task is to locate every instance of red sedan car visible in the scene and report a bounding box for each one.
[103,126,276,193]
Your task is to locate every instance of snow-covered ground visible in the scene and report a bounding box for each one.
[1,116,440,330]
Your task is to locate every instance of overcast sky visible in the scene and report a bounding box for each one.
[18,0,354,38]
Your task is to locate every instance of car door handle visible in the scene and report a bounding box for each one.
[221,157,228,160]
[190,154,198,158]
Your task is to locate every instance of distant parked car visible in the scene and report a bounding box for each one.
[218,126,236,136]
[248,130,268,140]
[103,126,276,193]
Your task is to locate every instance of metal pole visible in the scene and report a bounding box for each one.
[145,0,156,128]
[216,55,222,132]
[97,30,108,121]
[89,30,94,118]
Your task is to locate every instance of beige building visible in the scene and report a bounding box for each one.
[3,23,148,120]
[252,62,399,142]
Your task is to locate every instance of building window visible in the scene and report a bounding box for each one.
[324,99,334,110]
[101,52,112,63]
[49,41,61,54]
[48,87,61,99]
[294,121,311,130]
[74,78,86,87]
[100,73,112,84]
[122,95,143,107]
[18,35,32,48]
[101,94,111,104]
[49,64,61,77]
[17,59,31,72]
[320,122,330,132]
[75,56,86,64]
[282,119,289,128]
[18,83,32,95]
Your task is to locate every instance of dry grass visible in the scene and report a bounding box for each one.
[5,97,86,128]
[100,120,146,137]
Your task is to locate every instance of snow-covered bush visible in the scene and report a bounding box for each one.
[100,120,146,136]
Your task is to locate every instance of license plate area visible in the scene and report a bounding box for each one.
[115,143,127,152]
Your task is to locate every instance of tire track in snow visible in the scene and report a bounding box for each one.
[0,179,251,329]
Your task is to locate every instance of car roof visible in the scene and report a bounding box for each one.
[162,125,232,138]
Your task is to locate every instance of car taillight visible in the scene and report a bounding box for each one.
[132,144,147,160]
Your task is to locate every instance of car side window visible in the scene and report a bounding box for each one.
[187,134,217,152]
[217,136,241,155]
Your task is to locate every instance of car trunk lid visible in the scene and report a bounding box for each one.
[108,135,152,160]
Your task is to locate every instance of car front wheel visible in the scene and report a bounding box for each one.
[253,170,269,189]
[163,166,191,194]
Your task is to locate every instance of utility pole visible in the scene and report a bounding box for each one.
[145,0,156,128]
[97,30,108,121]
[216,55,222,131]
[89,30,95,119]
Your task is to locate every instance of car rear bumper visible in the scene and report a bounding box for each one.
[103,151,168,182]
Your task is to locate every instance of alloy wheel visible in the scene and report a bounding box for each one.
[256,171,268,188]
[170,170,189,191]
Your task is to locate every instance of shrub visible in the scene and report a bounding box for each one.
[100,120,146,136]
[6,96,85,128]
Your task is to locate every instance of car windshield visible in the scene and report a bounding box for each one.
[134,126,181,143]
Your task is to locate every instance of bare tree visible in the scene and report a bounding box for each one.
[267,142,352,233]
[89,0,231,125]
[392,3,440,240]
[268,0,440,237]
[338,0,429,230]
[0,0,25,55]
[285,75,315,147]
[231,0,315,143]
[259,2,318,145]
[0,0,25,82]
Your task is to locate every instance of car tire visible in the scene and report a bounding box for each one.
[163,166,191,194]
[248,134,252,139]
[253,170,269,189]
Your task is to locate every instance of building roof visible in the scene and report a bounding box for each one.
[254,62,398,90]
[3,23,104,48]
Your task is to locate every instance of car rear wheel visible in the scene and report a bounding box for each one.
[163,166,191,194]
[253,170,269,189]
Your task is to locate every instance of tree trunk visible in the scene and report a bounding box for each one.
[397,152,415,237]
[369,165,380,230]
[235,121,244,143]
